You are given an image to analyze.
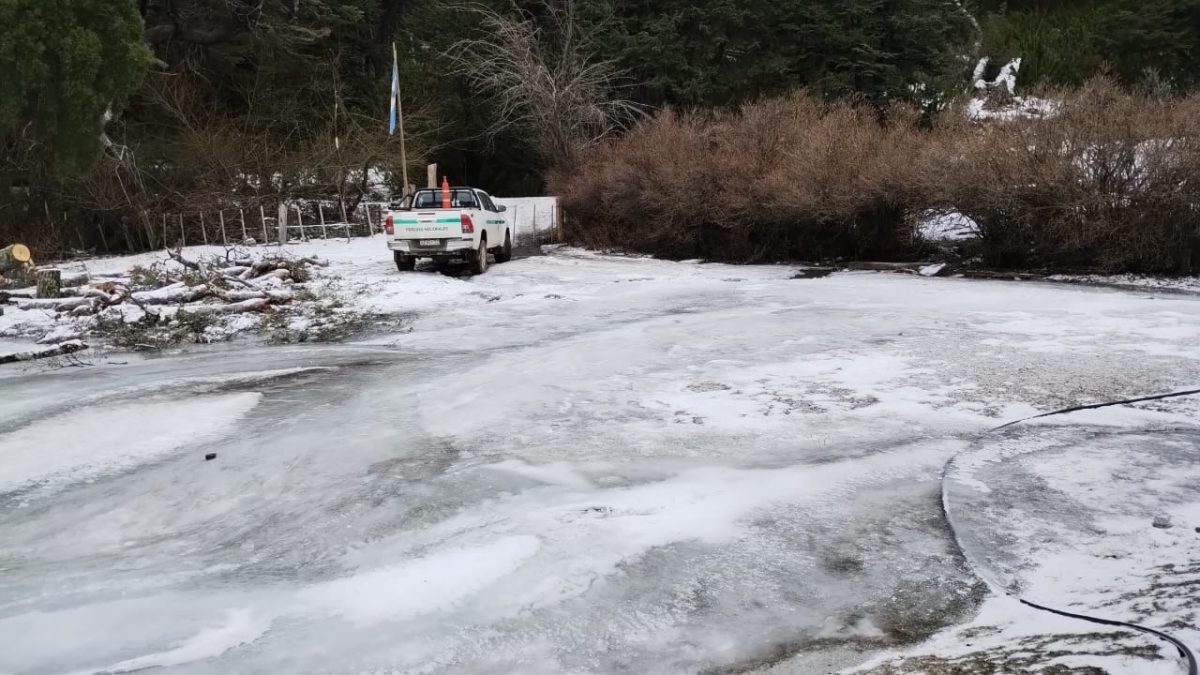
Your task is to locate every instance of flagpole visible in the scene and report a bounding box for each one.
[393,42,410,196]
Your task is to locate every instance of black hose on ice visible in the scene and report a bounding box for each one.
[1017,598,1197,675]
[992,387,1200,430]
[941,390,1200,675]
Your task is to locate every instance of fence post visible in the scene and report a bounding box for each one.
[511,204,519,248]
[295,205,305,241]
[240,209,249,242]
[365,204,375,235]
[218,210,228,246]
[259,205,269,243]
[318,203,328,239]
[200,212,209,246]
[277,203,288,245]
[179,214,186,248]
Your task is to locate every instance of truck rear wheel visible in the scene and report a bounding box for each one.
[394,251,416,272]
[469,237,489,275]
[495,230,513,263]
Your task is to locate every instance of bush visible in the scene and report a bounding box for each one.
[934,79,1200,273]
[551,93,939,263]
[556,82,1200,274]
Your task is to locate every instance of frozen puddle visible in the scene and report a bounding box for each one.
[0,393,261,495]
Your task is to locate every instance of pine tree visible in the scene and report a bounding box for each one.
[0,0,150,174]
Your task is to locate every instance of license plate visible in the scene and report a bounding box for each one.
[419,239,440,246]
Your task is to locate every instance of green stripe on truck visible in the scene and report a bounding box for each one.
[396,218,460,225]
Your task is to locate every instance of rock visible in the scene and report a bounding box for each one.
[919,263,949,277]
[205,453,217,461]
[1152,515,1172,529]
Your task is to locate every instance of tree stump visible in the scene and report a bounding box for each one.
[0,244,31,272]
[36,269,62,299]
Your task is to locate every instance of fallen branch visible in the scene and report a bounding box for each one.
[168,249,202,271]
[0,340,89,365]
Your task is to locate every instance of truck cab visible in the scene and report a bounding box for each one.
[384,186,512,274]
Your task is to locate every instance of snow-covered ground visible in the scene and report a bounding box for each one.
[2,240,1199,674]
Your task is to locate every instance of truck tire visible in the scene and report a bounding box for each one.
[495,230,513,263]
[394,251,416,272]
[469,236,489,275]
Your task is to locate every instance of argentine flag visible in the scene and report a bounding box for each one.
[389,49,400,135]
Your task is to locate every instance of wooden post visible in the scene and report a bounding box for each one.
[427,164,437,189]
[510,205,519,247]
[218,210,228,246]
[240,209,249,242]
[295,205,306,241]
[259,205,269,243]
[277,203,288,245]
[318,203,329,239]
[200,212,209,246]
[365,204,375,235]
[36,269,62,299]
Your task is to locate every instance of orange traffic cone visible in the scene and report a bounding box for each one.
[441,176,452,209]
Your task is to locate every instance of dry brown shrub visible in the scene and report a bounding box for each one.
[552,92,936,262]
[932,78,1200,273]
[556,82,1200,273]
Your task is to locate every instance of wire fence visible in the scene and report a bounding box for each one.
[149,198,561,251]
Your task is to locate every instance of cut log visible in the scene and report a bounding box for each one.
[180,297,270,316]
[0,340,88,365]
[0,244,32,272]
[221,273,256,288]
[791,267,836,279]
[211,288,268,303]
[36,269,62,298]
[845,261,923,272]
[59,272,91,287]
[131,282,209,304]
[16,296,91,311]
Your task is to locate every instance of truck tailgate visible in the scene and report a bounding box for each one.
[394,212,462,239]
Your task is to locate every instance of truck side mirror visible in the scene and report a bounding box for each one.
[497,205,507,213]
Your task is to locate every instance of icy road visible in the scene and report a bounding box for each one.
[1,244,1199,674]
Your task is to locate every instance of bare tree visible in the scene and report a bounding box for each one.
[447,1,642,168]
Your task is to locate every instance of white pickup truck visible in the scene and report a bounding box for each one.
[384,186,512,274]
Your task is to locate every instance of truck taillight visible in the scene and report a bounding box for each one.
[384,214,394,235]
[460,214,474,233]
